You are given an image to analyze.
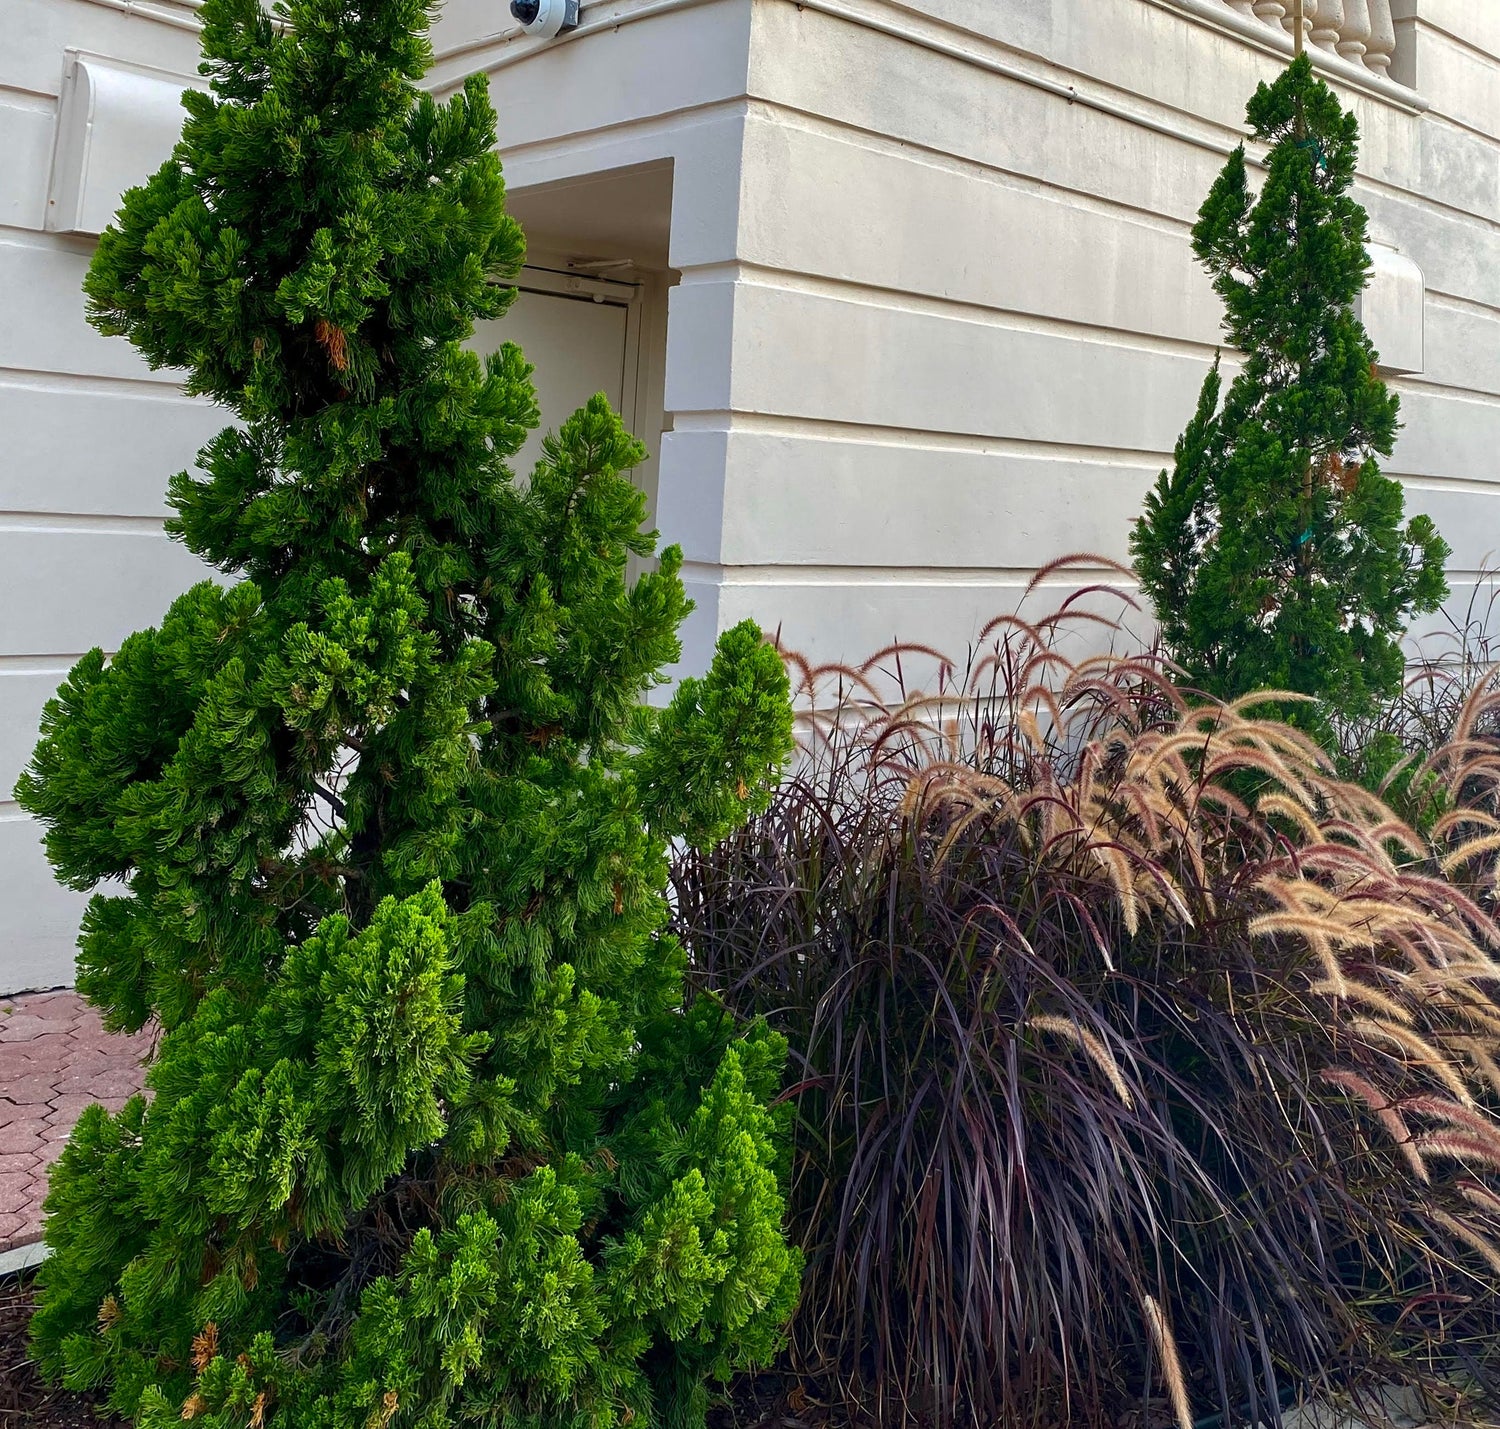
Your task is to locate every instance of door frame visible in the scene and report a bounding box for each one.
[512,262,646,438]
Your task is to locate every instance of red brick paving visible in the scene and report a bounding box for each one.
[0,990,153,1255]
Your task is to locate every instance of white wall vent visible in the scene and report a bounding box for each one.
[1360,242,1425,377]
[46,53,201,236]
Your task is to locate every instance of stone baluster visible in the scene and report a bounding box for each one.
[1217,0,1398,78]
[1364,0,1396,72]
[1337,0,1371,62]
[1308,0,1345,50]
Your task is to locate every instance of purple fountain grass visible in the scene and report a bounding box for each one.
[676,564,1500,1429]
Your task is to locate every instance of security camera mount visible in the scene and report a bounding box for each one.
[509,0,580,37]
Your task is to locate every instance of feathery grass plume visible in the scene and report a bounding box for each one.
[677,575,1500,1429]
[1026,1015,1136,1111]
[1457,1037,1500,1100]
[1430,1210,1500,1277]
[1400,1095,1500,1152]
[1330,568,1500,825]
[1413,1133,1500,1173]
[1459,1179,1500,1215]
[1142,1295,1194,1429]
[1311,977,1415,1025]
[1320,1068,1428,1182]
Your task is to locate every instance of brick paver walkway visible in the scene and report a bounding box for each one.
[0,990,152,1255]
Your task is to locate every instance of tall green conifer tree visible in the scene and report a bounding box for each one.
[1131,55,1448,724]
[17,0,799,1424]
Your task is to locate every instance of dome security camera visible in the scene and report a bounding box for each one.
[509,0,580,37]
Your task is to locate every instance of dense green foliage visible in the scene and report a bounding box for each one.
[1131,55,1448,725]
[18,0,799,1423]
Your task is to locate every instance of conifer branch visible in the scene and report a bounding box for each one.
[309,782,348,819]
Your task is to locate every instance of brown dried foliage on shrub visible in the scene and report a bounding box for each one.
[674,561,1500,1429]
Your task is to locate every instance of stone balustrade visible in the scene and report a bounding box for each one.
[1223,0,1397,75]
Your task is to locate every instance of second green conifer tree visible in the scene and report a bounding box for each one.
[1131,55,1448,725]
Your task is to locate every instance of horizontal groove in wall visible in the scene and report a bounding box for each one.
[748,91,1221,223]
[754,91,1500,259]
[684,560,1500,593]
[675,261,1223,360]
[674,418,1500,496]
[764,6,1500,238]
[1360,184,1500,251]
[1410,16,1500,69]
[677,266,1500,393]
[431,0,723,75]
[1362,169,1500,243]
[0,86,57,113]
[745,98,1196,239]
[1425,290,1500,324]
[672,272,1500,366]
[742,100,1500,332]
[681,560,1129,587]
[669,414,1500,463]
[684,560,1500,587]
[0,513,169,535]
[0,656,83,674]
[1397,79,1500,146]
[784,0,1426,134]
[491,95,747,165]
[669,410,1172,462]
[0,366,194,398]
[786,0,1301,152]
[1390,375,1500,408]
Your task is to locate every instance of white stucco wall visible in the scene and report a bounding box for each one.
[2,0,1497,990]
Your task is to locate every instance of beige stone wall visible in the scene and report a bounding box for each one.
[0,0,217,991]
[669,0,1500,667]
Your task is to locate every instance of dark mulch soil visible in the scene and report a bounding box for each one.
[0,1271,128,1428]
[706,1365,848,1428]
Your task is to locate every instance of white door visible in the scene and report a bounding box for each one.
[470,277,633,479]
